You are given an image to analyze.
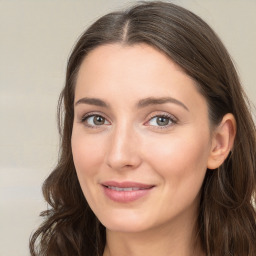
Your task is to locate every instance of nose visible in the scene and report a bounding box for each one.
[105,124,142,171]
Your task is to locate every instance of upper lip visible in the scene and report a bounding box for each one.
[101,181,155,189]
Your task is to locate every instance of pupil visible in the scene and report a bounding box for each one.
[94,116,104,125]
[157,117,169,126]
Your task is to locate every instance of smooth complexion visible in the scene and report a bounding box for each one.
[71,44,235,256]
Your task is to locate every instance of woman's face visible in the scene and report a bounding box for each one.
[72,43,213,233]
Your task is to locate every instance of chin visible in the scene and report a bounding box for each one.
[98,210,151,233]
[104,222,148,233]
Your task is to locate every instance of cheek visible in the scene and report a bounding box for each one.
[143,128,211,183]
[144,130,210,216]
[71,131,106,178]
[71,131,107,209]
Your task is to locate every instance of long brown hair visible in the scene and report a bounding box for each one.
[30,1,256,255]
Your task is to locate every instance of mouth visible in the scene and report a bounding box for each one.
[104,186,148,191]
[101,181,155,203]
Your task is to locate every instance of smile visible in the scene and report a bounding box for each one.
[101,181,155,203]
[106,186,145,191]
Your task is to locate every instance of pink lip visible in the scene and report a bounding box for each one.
[101,181,155,203]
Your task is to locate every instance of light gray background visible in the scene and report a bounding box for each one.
[0,0,255,255]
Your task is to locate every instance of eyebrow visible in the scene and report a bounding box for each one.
[75,97,109,108]
[75,96,189,111]
[137,97,189,111]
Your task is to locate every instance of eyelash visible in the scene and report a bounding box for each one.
[80,112,110,129]
[145,113,177,129]
[80,112,177,129]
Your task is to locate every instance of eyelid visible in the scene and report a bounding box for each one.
[144,112,178,128]
[80,112,111,127]
[79,111,178,129]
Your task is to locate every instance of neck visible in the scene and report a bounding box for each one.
[103,212,205,256]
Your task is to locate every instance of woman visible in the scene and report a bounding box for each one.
[30,1,256,255]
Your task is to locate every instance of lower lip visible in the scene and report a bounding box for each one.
[102,186,153,203]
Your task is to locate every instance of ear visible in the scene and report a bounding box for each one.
[207,113,236,170]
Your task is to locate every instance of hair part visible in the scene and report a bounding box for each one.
[30,1,256,255]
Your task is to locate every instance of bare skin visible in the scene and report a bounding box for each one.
[72,43,236,256]
[103,203,205,256]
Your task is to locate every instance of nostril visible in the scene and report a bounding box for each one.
[106,154,142,170]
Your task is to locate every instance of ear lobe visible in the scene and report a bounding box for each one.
[207,113,236,170]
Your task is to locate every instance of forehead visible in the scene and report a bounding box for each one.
[77,43,185,76]
[74,43,206,112]
[76,43,186,85]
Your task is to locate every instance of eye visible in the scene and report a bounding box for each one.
[146,114,176,128]
[81,114,110,127]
